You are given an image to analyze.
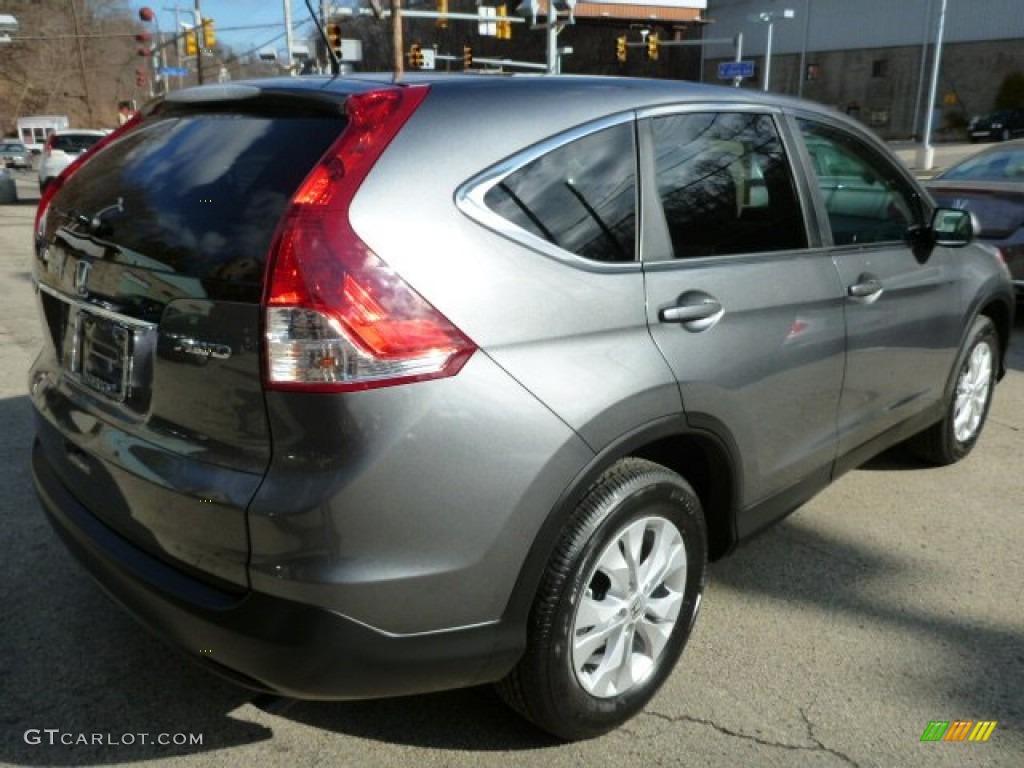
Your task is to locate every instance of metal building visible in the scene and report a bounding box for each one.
[701,0,1024,138]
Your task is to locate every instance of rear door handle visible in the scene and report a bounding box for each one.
[659,295,724,332]
[660,302,722,323]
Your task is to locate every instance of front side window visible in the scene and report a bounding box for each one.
[481,123,637,263]
[798,118,922,246]
[651,112,807,258]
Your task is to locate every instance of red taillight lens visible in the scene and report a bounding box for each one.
[264,86,476,392]
[35,115,142,238]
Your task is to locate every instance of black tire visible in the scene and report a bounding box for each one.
[496,458,707,741]
[912,315,998,465]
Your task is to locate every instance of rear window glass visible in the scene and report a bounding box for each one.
[482,123,637,263]
[56,113,345,282]
[51,134,104,153]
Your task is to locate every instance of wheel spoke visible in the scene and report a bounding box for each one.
[597,546,632,597]
[644,589,684,623]
[640,528,686,596]
[636,613,675,660]
[619,522,646,589]
[584,623,633,697]
[575,592,627,630]
[636,519,672,590]
[573,618,625,676]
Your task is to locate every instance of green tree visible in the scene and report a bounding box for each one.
[994,71,1024,110]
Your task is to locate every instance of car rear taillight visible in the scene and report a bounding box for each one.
[263,86,476,393]
[35,116,141,238]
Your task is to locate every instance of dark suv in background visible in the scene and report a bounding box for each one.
[967,108,1024,142]
[30,75,1013,740]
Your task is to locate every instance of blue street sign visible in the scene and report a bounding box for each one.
[718,61,755,80]
[159,66,189,77]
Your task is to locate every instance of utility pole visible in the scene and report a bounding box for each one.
[917,0,947,171]
[284,0,294,70]
[67,0,95,125]
[392,0,404,81]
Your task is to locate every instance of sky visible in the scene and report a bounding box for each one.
[133,1,322,59]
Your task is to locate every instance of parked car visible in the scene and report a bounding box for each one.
[0,140,32,169]
[30,75,1014,741]
[966,108,1024,143]
[927,139,1024,302]
[37,129,107,192]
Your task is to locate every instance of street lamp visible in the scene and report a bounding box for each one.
[752,8,795,92]
[917,0,948,172]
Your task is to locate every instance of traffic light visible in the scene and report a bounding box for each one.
[497,4,511,40]
[184,26,198,56]
[463,44,473,69]
[202,18,215,49]
[408,43,424,69]
[327,22,342,55]
[616,35,627,64]
[437,0,448,29]
[647,33,659,61]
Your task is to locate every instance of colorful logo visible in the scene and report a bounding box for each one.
[920,721,997,742]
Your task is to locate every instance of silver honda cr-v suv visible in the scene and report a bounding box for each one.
[30,74,1013,740]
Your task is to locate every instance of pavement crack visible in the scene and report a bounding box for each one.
[643,709,860,767]
[989,417,1021,432]
[799,706,861,767]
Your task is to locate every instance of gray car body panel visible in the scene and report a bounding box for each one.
[29,75,1015,698]
[248,352,594,635]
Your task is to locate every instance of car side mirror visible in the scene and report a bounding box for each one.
[907,207,975,263]
[930,207,974,247]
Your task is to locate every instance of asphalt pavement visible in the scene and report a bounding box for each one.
[1,151,1022,767]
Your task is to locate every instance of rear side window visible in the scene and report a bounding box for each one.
[651,112,807,258]
[481,123,637,263]
[55,113,345,283]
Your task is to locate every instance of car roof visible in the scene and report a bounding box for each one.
[160,72,829,115]
[52,129,107,136]
[155,73,862,141]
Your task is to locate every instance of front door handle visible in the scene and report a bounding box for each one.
[847,275,883,302]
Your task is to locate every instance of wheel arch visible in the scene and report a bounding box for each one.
[500,417,739,630]
[977,298,1013,381]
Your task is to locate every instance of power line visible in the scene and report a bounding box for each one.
[8,22,294,41]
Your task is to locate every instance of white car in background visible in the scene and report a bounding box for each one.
[38,129,108,192]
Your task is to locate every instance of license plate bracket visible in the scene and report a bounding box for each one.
[73,311,134,401]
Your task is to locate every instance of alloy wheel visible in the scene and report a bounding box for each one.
[571,516,687,698]
[953,341,993,443]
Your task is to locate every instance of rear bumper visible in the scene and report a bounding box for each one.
[32,440,523,699]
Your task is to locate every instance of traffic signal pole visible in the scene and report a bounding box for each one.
[194,0,204,84]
